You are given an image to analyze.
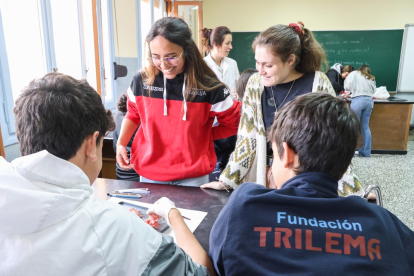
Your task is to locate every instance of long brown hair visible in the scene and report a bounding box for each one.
[252,23,328,73]
[144,17,224,101]
[358,65,375,81]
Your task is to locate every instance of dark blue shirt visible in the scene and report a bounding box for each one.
[209,173,414,276]
[262,72,315,156]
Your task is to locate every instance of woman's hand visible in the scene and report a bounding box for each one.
[201,181,226,190]
[231,88,239,101]
[116,144,134,170]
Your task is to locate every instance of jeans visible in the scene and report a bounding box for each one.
[140,174,209,187]
[351,96,374,157]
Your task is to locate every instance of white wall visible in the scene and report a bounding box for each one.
[204,0,414,31]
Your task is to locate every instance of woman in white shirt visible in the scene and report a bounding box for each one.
[201,26,240,96]
[201,26,240,180]
[344,64,376,157]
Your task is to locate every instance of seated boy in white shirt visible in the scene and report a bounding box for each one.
[0,72,214,276]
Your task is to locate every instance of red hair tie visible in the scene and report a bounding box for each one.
[289,21,305,38]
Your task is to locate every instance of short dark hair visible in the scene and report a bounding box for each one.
[268,93,360,180]
[14,72,115,160]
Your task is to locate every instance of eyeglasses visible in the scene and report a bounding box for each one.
[148,50,184,67]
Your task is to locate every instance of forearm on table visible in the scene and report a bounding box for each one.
[169,209,216,276]
[117,118,138,146]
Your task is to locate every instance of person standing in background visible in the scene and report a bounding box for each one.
[201,26,240,97]
[201,26,241,180]
[345,64,376,157]
[326,63,355,95]
[112,93,140,181]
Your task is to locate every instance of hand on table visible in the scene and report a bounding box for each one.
[147,197,177,226]
[116,145,134,170]
[200,181,226,190]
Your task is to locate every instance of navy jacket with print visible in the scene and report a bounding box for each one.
[209,172,414,276]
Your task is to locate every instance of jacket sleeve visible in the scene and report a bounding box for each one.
[313,71,336,96]
[326,69,344,94]
[219,73,261,188]
[142,235,209,276]
[210,86,241,140]
[389,211,414,274]
[209,186,237,276]
[125,72,142,126]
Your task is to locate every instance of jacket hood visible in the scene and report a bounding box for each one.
[330,63,342,74]
[0,151,92,235]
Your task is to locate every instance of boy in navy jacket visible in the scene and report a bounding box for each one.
[209,93,414,276]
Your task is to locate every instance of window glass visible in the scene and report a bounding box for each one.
[101,0,114,103]
[1,0,47,104]
[50,0,83,79]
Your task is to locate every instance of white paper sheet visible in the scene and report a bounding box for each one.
[108,198,208,241]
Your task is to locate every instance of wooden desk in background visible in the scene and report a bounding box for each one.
[92,178,231,251]
[355,98,413,155]
[100,137,117,179]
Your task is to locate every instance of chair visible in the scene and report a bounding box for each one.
[361,184,383,206]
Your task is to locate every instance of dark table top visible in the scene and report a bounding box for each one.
[92,178,232,251]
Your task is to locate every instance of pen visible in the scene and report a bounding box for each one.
[107,193,142,199]
[115,189,150,194]
[182,216,191,220]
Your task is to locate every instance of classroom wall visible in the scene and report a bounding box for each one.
[113,0,137,57]
[203,0,414,31]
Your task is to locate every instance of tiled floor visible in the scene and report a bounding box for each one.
[351,131,414,230]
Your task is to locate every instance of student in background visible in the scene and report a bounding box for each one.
[203,21,362,195]
[232,68,258,101]
[112,93,140,181]
[201,26,240,180]
[344,64,376,157]
[326,63,355,95]
[201,26,240,96]
[116,17,240,186]
[0,72,214,275]
[208,93,414,276]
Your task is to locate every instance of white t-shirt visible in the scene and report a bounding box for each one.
[204,53,240,98]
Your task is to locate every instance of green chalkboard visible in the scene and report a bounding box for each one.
[229,30,404,90]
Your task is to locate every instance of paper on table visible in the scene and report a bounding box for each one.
[108,198,208,241]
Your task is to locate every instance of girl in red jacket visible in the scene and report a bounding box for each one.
[116,17,241,186]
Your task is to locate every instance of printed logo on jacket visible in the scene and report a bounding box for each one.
[254,211,381,261]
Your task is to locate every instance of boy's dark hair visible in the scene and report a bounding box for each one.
[14,72,115,160]
[268,93,360,180]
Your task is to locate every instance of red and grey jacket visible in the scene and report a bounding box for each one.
[125,71,241,181]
